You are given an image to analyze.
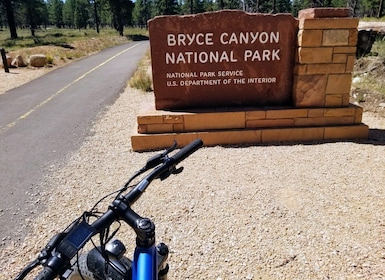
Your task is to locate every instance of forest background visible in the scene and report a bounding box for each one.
[0,0,384,41]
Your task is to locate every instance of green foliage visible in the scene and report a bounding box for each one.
[154,0,180,15]
[1,0,385,42]
[46,54,54,64]
[372,37,385,57]
[133,0,153,27]
[353,39,385,98]
[129,67,153,92]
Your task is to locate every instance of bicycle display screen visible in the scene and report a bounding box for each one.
[57,222,95,259]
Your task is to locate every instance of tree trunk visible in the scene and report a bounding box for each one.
[378,0,384,18]
[93,0,100,33]
[2,0,18,39]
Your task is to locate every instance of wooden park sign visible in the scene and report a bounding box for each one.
[149,10,298,110]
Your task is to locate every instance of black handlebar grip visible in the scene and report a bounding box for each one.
[33,267,56,280]
[171,139,203,164]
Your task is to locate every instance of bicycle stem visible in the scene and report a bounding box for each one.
[110,195,156,247]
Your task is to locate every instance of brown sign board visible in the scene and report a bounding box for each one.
[148,10,298,110]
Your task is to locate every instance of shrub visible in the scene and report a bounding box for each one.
[129,66,152,92]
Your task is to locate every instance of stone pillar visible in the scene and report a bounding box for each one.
[293,8,358,108]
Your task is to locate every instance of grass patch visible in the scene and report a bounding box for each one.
[353,37,385,98]
[129,50,152,92]
[353,55,385,97]
[0,28,127,51]
[125,27,149,41]
[360,16,385,22]
[0,27,148,66]
[371,38,385,57]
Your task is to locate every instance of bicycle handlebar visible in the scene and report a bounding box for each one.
[33,268,55,280]
[93,139,204,236]
[124,139,204,205]
[15,139,203,280]
[170,139,203,166]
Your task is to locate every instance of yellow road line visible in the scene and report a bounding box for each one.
[1,43,141,134]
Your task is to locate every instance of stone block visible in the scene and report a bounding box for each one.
[349,29,358,46]
[354,106,364,123]
[246,118,295,128]
[173,123,185,132]
[346,55,356,72]
[333,54,347,63]
[137,124,147,133]
[324,125,369,140]
[333,46,357,54]
[298,8,350,19]
[294,64,307,75]
[245,110,266,120]
[131,131,198,151]
[325,94,343,107]
[266,109,308,119]
[293,74,327,107]
[298,47,333,63]
[184,111,245,131]
[163,114,184,124]
[342,94,350,106]
[198,130,261,146]
[308,108,325,117]
[326,74,352,94]
[323,106,356,117]
[306,63,346,74]
[262,127,324,142]
[298,29,323,47]
[137,115,164,125]
[323,29,350,46]
[299,18,359,30]
[145,123,174,133]
[294,116,354,126]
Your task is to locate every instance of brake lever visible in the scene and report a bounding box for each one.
[159,166,184,181]
[145,141,178,170]
[38,233,66,263]
[165,141,178,154]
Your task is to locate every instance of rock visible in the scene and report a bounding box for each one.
[1,54,12,69]
[29,54,47,67]
[11,55,27,68]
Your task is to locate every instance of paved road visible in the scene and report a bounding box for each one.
[0,40,149,245]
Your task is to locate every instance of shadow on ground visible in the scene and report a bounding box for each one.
[127,34,149,41]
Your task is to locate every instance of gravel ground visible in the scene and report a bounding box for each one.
[1,83,385,279]
[0,67,52,95]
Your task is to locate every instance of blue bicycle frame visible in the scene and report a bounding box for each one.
[133,246,157,280]
[131,221,169,280]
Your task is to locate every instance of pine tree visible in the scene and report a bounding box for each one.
[0,0,18,38]
[133,0,153,27]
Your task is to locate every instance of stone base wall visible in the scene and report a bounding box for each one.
[131,102,368,151]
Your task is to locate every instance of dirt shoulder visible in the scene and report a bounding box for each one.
[1,84,385,279]
[1,27,385,280]
[1,66,53,94]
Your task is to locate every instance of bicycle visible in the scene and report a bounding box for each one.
[15,139,203,280]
